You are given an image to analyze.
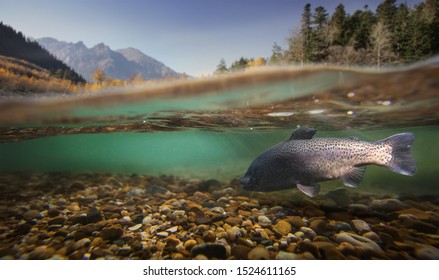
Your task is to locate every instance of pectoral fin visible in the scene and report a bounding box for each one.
[297,183,320,197]
[340,166,366,187]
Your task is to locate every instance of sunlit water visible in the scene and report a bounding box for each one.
[0,61,438,195]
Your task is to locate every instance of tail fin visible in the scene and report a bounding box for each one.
[376,133,416,176]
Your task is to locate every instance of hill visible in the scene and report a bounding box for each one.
[0,22,85,84]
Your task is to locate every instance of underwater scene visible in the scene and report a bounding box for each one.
[0,61,438,260]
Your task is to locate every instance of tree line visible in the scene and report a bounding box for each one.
[216,0,439,74]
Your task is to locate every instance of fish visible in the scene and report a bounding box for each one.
[239,126,416,197]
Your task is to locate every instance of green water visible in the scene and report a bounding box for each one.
[0,64,438,195]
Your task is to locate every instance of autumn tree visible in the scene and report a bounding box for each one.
[370,20,395,67]
[268,42,284,65]
[92,69,106,85]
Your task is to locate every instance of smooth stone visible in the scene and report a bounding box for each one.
[156,231,169,238]
[28,245,55,260]
[171,210,186,218]
[334,221,352,232]
[47,208,61,217]
[351,219,371,234]
[297,240,319,258]
[326,211,352,221]
[313,241,345,260]
[396,208,430,220]
[300,227,317,240]
[276,251,315,260]
[48,216,66,225]
[69,214,87,225]
[398,214,437,234]
[370,199,406,212]
[86,207,102,224]
[362,231,381,243]
[273,220,292,236]
[248,246,270,260]
[335,232,382,252]
[225,216,242,226]
[90,237,103,247]
[166,226,178,233]
[189,244,226,259]
[348,204,370,215]
[128,224,142,231]
[184,239,197,250]
[131,214,145,224]
[142,216,152,225]
[414,245,439,259]
[285,216,305,229]
[100,226,123,241]
[257,215,271,226]
[309,219,326,234]
[227,226,243,241]
[303,206,325,218]
[231,245,251,260]
[23,210,42,221]
[325,188,351,207]
[73,238,91,250]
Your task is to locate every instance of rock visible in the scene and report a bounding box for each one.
[300,227,317,240]
[273,220,292,236]
[257,215,271,226]
[28,245,55,260]
[47,208,61,217]
[398,214,437,234]
[241,220,253,228]
[326,211,352,221]
[100,226,123,241]
[334,221,352,232]
[147,185,167,194]
[86,207,102,224]
[335,232,382,252]
[325,188,351,207]
[370,199,406,212]
[156,231,169,238]
[313,241,345,260]
[128,224,142,231]
[351,219,371,234]
[225,216,242,226]
[414,245,439,259]
[303,206,325,217]
[70,214,87,225]
[297,240,319,258]
[227,226,243,241]
[184,239,197,250]
[23,210,42,221]
[396,208,430,220]
[231,245,251,260]
[131,214,145,224]
[285,216,305,229]
[74,238,91,250]
[166,226,178,233]
[363,231,381,243]
[348,204,370,215]
[192,254,208,260]
[48,216,66,225]
[90,237,103,247]
[275,251,301,260]
[248,246,270,260]
[189,244,227,259]
[142,216,152,225]
[309,219,326,234]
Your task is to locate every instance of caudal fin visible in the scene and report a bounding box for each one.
[376,133,416,176]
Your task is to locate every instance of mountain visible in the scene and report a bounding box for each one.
[0,22,85,84]
[36,37,182,82]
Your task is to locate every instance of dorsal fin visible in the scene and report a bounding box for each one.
[289,126,317,140]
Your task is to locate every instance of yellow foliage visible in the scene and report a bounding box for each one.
[247,57,267,68]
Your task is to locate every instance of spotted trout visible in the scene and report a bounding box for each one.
[239,126,416,197]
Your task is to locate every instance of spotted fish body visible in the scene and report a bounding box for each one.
[239,126,416,197]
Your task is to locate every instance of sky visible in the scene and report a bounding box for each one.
[0,0,423,77]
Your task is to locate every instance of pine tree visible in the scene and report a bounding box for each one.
[214,59,228,75]
[311,6,329,61]
[329,4,347,46]
[268,42,284,65]
[301,3,313,63]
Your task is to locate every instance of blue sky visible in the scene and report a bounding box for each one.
[1,0,422,76]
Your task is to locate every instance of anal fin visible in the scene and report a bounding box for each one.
[297,183,320,197]
[340,166,366,187]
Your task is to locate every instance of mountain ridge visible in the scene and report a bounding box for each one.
[37,37,182,82]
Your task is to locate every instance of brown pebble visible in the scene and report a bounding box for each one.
[231,245,251,260]
[184,239,197,250]
[285,216,305,229]
[273,220,292,236]
[100,226,123,241]
[225,216,242,226]
[48,216,66,225]
[23,210,42,221]
[303,206,325,218]
[309,219,326,234]
[248,246,270,260]
[90,237,103,247]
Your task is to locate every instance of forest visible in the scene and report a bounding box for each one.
[0,22,85,84]
[216,0,439,74]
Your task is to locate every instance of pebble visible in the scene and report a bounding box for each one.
[128,224,142,231]
[348,204,370,215]
[248,246,270,260]
[100,226,123,241]
[23,210,42,221]
[370,199,406,212]
[225,216,242,226]
[74,238,91,250]
[300,227,317,240]
[285,216,305,229]
[184,239,197,250]
[335,232,382,252]
[303,206,325,217]
[142,216,152,225]
[231,245,251,260]
[414,245,439,259]
[227,226,243,241]
[398,214,437,233]
[334,221,352,232]
[90,237,103,247]
[351,219,371,234]
[48,216,66,225]
[166,226,178,233]
[86,207,102,224]
[156,231,169,238]
[257,215,271,226]
[309,219,326,234]
[362,231,381,243]
[273,220,292,236]
[189,244,227,259]
[325,188,351,207]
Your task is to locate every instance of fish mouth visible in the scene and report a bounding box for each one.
[239,175,256,190]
